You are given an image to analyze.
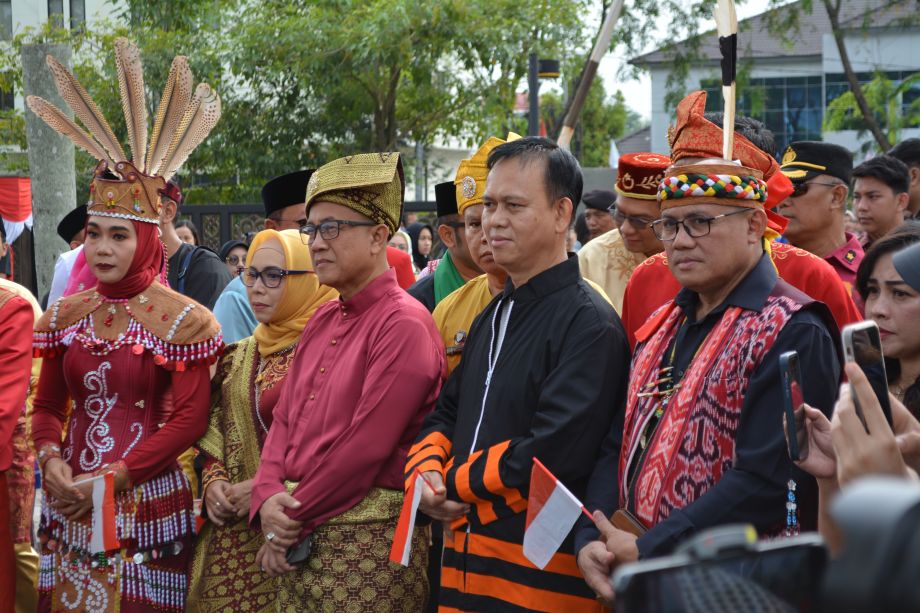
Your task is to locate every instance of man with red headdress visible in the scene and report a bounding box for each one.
[619,92,862,347]
[576,91,843,605]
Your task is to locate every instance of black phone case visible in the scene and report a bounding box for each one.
[286,534,313,565]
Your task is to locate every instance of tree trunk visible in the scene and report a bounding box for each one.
[822,0,891,151]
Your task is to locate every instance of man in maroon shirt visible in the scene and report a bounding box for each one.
[251,152,446,610]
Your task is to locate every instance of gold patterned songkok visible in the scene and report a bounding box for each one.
[454,132,521,215]
[304,152,405,235]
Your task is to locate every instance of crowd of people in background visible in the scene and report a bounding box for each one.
[3,37,920,613]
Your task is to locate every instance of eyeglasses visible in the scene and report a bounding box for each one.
[790,181,841,198]
[299,219,379,244]
[226,254,246,265]
[610,206,656,229]
[240,266,312,288]
[650,208,752,241]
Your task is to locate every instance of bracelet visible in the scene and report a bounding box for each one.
[37,444,62,471]
[201,463,230,495]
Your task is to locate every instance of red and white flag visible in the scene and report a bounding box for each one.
[88,472,119,553]
[523,458,590,569]
[389,469,428,567]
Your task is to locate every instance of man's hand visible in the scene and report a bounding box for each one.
[418,471,470,522]
[792,404,837,480]
[256,542,295,578]
[204,480,237,526]
[259,492,304,554]
[577,540,615,607]
[593,511,639,569]
[227,479,253,518]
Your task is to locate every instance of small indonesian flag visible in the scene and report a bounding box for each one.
[389,470,428,566]
[523,458,590,569]
[89,472,119,553]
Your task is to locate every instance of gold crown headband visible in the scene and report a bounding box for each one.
[26,38,221,224]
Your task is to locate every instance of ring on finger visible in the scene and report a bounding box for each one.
[266,532,276,542]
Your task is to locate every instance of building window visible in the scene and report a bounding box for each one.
[70,0,85,30]
[48,0,64,27]
[826,71,920,130]
[701,75,823,156]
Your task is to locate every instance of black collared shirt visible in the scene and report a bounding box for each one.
[416,255,631,609]
[576,253,841,558]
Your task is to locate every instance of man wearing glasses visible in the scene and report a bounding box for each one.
[249,152,445,610]
[576,94,841,606]
[779,141,864,305]
[578,153,671,312]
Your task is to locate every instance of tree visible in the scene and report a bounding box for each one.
[605,0,920,150]
[825,71,920,154]
[541,84,635,166]
[3,0,590,202]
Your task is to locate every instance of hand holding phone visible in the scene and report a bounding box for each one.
[780,351,808,461]
[841,321,893,430]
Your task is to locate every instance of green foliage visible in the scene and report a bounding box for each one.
[824,71,920,153]
[3,0,593,202]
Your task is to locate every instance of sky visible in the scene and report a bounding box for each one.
[594,0,775,122]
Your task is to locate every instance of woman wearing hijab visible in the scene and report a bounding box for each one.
[28,38,222,611]
[189,229,337,611]
[406,222,434,275]
[31,186,222,611]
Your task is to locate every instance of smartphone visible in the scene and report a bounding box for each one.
[841,321,893,429]
[780,351,807,461]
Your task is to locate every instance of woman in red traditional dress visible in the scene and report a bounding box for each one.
[26,38,222,611]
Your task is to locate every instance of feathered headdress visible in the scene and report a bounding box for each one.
[26,38,221,224]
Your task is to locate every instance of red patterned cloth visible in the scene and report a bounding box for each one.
[620,292,800,527]
[621,242,862,349]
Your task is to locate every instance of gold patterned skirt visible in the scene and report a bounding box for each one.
[187,517,278,612]
[275,487,429,613]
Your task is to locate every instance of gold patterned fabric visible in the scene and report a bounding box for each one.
[304,153,404,234]
[578,229,646,314]
[275,488,429,613]
[190,338,293,612]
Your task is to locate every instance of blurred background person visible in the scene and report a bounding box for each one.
[853,155,910,250]
[389,229,412,254]
[220,239,249,278]
[175,219,200,245]
[582,189,617,242]
[407,222,434,275]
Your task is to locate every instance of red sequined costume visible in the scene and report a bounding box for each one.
[25,37,223,612]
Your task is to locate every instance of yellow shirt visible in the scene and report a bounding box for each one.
[577,228,646,314]
[432,275,494,375]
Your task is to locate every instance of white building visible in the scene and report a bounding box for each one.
[4,0,121,112]
[631,0,920,157]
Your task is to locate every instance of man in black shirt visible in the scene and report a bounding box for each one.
[158,179,232,310]
[575,99,841,606]
[406,137,629,611]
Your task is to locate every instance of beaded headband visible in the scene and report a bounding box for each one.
[658,162,766,211]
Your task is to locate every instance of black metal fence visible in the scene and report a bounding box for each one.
[180,201,437,252]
